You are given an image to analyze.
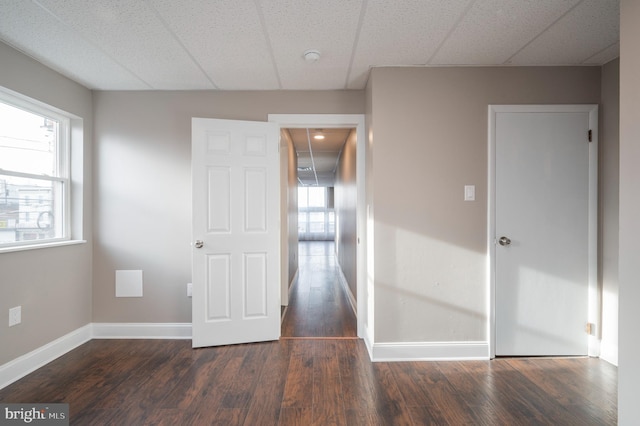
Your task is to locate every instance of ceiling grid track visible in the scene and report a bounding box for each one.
[31,0,154,89]
[502,0,587,65]
[253,0,283,89]
[344,0,369,89]
[426,0,477,65]
[582,40,620,64]
[143,0,220,89]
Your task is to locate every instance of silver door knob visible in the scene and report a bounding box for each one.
[194,240,204,249]
[498,236,511,246]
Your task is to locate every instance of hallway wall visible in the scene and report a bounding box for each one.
[280,129,298,304]
[335,129,358,299]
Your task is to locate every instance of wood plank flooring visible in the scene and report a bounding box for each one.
[281,242,357,338]
[0,339,617,425]
[0,242,617,424]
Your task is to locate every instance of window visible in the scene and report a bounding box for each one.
[0,93,70,248]
[298,186,335,241]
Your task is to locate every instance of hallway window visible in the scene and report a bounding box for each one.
[0,92,70,248]
[298,186,335,241]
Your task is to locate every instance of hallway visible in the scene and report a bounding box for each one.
[281,241,357,338]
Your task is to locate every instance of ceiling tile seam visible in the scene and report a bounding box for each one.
[31,0,154,90]
[343,0,369,89]
[143,0,220,90]
[425,0,477,65]
[581,40,620,64]
[253,0,282,90]
[502,0,587,65]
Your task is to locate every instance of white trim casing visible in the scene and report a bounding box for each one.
[371,341,489,362]
[268,114,368,343]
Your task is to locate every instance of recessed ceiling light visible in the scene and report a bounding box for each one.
[313,134,325,140]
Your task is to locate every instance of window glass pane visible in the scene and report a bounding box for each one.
[0,102,58,176]
[298,187,308,208]
[0,175,63,243]
[309,212,325,233]
[298,212,307,233]
[308,187,325,207]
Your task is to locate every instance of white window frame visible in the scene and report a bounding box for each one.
[0,89,74,251]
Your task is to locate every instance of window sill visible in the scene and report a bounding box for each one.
[0,239,87,254]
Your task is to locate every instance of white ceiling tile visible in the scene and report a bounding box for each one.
[431,0,581,65]
[347,0,473,89]
[35,0,215,89]
[0,0,621,91]
[583,42,620,65]
[258,0,364,90]
[147,0,280,90]
[0,0,147,89]
[509,0,619,65]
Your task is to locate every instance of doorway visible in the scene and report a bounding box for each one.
[489,105,599,357]
[269,114,367,340]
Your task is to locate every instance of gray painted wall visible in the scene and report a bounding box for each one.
[0,42,93,366]
[335,129,358,298]
[368,66,602,343]
[92,90,364,322]
[280,128,298,304]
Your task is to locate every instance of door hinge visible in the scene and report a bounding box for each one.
[588,129,592,142]
[585,322,595,335]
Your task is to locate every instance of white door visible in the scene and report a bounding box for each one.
[491,105,597,356]
[192,118,280,348]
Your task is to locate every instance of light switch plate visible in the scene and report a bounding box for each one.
[9,306,21,327]
[464,185,475,201]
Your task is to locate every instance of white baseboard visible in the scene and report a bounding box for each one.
[335,262,357,316]
[371,341,489,362]
[362,324,375,360]
[284,268,299,306]
[0,324,92,390]
[91,323,192,339]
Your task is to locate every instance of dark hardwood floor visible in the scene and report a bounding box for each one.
[0,241,617,424]
[281,241,357,338]
[0,339,617,425]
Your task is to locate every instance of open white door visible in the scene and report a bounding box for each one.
[192,118,280,348]
[490,105,598,356]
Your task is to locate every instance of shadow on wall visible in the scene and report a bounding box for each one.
[373,217,590,345]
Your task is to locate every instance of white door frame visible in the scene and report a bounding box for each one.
[488,104,599,358]
[269,114,367,339]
